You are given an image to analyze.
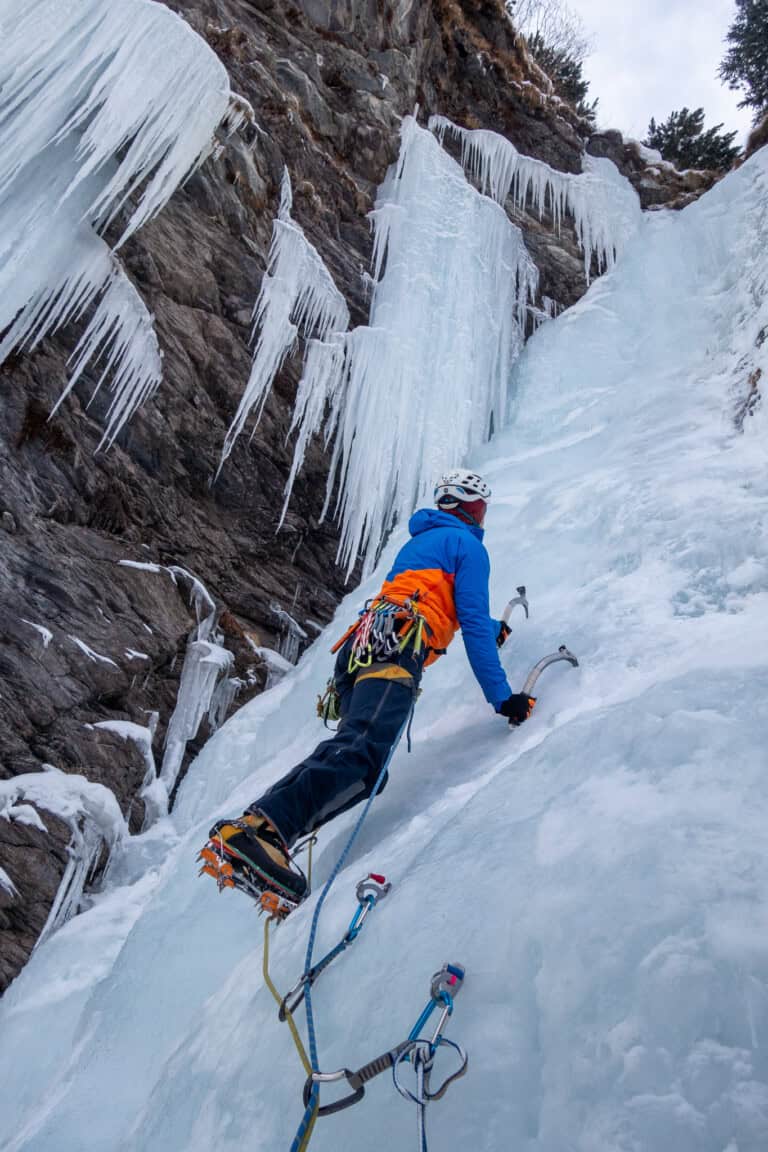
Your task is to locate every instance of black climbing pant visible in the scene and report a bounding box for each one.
[249,638,424,847]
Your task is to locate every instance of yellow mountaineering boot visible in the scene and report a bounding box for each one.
[205,813,308,904]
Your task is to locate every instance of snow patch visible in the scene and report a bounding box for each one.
[20,620,53,648]
[0,867,17,898]
[0,768,127,944]
[68,636,118,668]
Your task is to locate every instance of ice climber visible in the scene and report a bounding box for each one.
[207,469,535,905]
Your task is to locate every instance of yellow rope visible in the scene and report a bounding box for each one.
[263,916,318,1150]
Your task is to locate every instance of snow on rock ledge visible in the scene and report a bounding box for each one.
[0,767,127,944]
[0,0,238,447]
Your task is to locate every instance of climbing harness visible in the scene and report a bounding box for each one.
[279,874,391,1021]
[333,595,428,674]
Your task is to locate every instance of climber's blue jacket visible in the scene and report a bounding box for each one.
[378,508,512,709]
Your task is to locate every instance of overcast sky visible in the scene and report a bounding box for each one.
[567,0,754,144]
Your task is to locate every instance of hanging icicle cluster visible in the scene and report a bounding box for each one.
[218,169,351,474]
[0,0,240,447]
[228,119,537,576]
[429,116,641,280]
[0,767,127,942]
[225,116,640,577]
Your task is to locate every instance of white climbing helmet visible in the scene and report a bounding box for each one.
[433,469,492,506]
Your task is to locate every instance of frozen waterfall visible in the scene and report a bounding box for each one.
[1,91,767,1152]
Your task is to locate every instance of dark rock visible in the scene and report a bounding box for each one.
[587,131,720,210]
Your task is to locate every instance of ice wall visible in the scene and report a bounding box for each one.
[0,0,239,447]
[327,117,538,575]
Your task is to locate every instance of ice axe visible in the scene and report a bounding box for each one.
[497,585,529,647]
[503,584,529,626]
[521,645,579,695]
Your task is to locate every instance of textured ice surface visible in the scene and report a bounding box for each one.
[0,142,767,1152]
[0,0,233,446]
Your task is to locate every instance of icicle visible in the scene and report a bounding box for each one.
[159,641,234,796]
[0,867,16,898]
[278,335,347,527]
[117,561,232,793]
[271,604,308,665]
[207,677,243,732]
[166,566,217,641]
[0,0,238,445]
[430,116,641,280]
[218,168,350,474]
[223,120,541,577]
[247,643,294,689]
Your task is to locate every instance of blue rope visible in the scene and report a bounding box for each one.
[289,705,412,1152]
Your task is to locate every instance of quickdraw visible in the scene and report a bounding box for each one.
[393,962,468,1152]
[300,962,467,1151]
[279,874,391,1021]
[316,678,341,727]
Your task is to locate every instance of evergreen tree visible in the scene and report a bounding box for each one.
[527,31,599,125]
[719,0,768,119]
[645,107,740,171]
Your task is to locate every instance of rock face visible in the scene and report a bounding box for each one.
[587,130,720,210]
[0,0,702,992]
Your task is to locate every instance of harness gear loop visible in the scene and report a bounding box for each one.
[338,596,429,674]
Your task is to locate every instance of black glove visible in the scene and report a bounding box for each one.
[498,693,536,726]
[496,621,511,649]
